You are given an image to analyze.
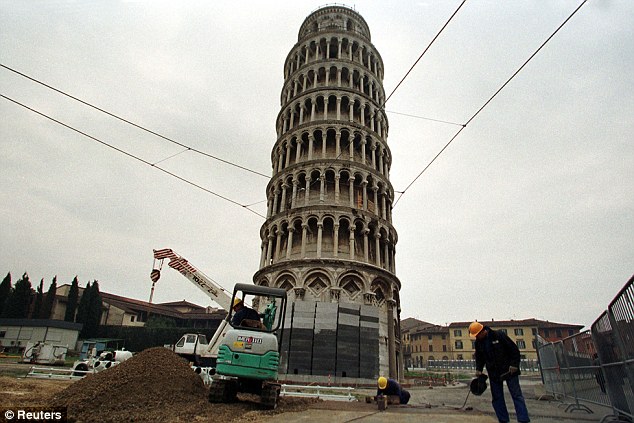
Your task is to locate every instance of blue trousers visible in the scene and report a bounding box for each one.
[490,375,530,422]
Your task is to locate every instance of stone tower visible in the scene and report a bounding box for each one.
[253,5,402,382]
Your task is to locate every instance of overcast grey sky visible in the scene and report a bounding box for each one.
[1,1,632,329]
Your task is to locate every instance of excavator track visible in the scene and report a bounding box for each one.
[208,379,238,403]
[261,382,280,409]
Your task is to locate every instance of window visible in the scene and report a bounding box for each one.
[514,328,524,336]
[454,329,462,337]
[544,329,550,337]
[517,340,526,349]
[568,329,574,336]
[131,316,135,322]
[556,329,562,338]
[457,354,463,360]
[429,345,433,352]
[0,330,5,338]
[442,345,447,352]
[428,335,433,340]
[499,329,507,335]
[455,340,463,349]
[46,330,62,342]
[532,328,537,335]
[442,334,446,340]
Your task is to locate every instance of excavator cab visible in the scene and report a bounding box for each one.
[209,283,287,409]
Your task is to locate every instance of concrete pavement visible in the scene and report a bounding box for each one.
[265,379,613,422]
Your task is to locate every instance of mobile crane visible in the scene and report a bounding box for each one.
[152,248,233,365]
[151,249,287,408]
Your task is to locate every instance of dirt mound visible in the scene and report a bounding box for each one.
[51,347,208,422]
[49,347,318,422]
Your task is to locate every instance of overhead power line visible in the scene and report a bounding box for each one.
[385,110,464,127]
[381,0,467,108]
[393,0,589,207]
[0,93,266,219]
[0,0,464,211]
[0,63,270,178]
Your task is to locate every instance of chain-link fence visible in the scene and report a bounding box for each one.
[537,274,634,422]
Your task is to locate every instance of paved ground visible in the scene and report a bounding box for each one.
[265,380,614,423]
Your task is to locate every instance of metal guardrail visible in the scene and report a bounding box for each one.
[26,366,94,380]
[280,384,356,401]
[537,332,604,414]
[538,274,634,423]
[591,275,634,423]
[427,359,540,372]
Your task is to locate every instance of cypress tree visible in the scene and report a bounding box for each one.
[76,282,91,336]
[84,281,103,338]
[0,272,12,316]
[41,276,57,319]
[2,272,32,318]
[33,279,44,318]
[64,276,80,322]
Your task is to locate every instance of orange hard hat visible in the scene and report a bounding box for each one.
[469,321,484,337]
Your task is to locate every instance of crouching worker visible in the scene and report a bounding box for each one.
[377,376,410,404]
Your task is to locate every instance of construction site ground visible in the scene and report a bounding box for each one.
[0,350,613,423]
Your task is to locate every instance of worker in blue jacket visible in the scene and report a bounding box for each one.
[377,376,410,404]
[231,298,261,327]
[471,321,530,423]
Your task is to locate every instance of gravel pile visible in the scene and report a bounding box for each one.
[50,347,317,422]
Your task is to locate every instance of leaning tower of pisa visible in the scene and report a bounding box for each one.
[253,5,402,381]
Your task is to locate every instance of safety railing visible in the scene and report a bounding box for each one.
[537,331,608,413]
[427,358,540,372]
[280,384,356,401]
[590,275,634,423]
[538,274,634,423]
[26,365,93,380]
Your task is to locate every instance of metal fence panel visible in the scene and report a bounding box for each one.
[590,274,634,421]
[609,280,634,361]
[537,340,565,398]
[560,332,610,408]
[536,275,634,422]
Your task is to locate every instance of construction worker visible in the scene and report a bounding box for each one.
[376,376,410,404]
[470,321,530,423]
[230,297,261,327]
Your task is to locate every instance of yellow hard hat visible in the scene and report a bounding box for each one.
[469,321,484,337]
[233,297,243,308]
[377,376,387,390]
